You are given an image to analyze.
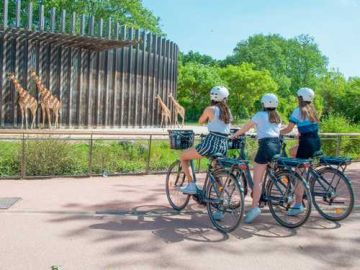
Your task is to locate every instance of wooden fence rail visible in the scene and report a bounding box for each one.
[0,0,178,128]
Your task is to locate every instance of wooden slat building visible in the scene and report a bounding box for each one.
[0,0,178,128]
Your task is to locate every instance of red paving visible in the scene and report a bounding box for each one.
[0,163,359,270]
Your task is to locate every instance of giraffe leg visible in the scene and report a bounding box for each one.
[46,107,51,129]
[31,107,37,129]
[20,108,24,129]
[41,105,46,129]
[160,114,164,128]
[25,109,29,129]
[54,109,59,129]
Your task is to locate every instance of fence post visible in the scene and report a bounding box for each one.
[15,0,21,27]
[3,0,8,29]
[336,135,340,156]
[88,133,93,176]
[146,135,152,173]
[20,133,26,178]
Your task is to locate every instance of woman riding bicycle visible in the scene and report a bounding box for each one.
[280,87,321,216]
[231,93,282,223]
[180,86,232,195]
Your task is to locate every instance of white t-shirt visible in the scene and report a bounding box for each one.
[251,111,281,139]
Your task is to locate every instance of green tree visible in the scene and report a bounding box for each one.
[177,62,224,121]
[224,34,328,95]
[180,51,219,66]
[2,0,162,34]
[220,64,278,119]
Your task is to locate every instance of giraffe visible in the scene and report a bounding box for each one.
[155,94,171,128]
[30,71,61,128]
[168,92,185,127]
[7,73,38,129]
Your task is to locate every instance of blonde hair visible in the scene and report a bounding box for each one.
[266,108,281,124]
[298,97,318,122]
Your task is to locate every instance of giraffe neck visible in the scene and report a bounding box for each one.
[11,79,27,97]
[170,96,180,107]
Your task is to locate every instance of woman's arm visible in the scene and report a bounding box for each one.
[198,107,213,125]
[232,120,255,138]
[280,122,295,135]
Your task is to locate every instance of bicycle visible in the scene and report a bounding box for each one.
[165,130,245,233]
[280,135,355,221]
[228,131,312,228]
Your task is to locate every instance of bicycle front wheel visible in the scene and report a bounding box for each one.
[206,170,244,233]
[267,170,312,228]
[165,160,190,211]
[311,167,354,221]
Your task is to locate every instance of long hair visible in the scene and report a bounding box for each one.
[298,97,318,122]
[264,108,281,124]
[211,100,231,124]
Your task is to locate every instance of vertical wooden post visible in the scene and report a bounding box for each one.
[119,25,126,127]
[15,0,21,28]
[3,0,8,29]
[27,2,33,31]
[112,23,119,127]
[50,8,56,32]
[133,29,140,127]
[145,33,152,126]
[39,5,45,31]
[127,27,134,127]
[71,12,76,34]
[80,15,86,35]
[140,30,147,127]
[151,34,157,127]
[61,10,66,33]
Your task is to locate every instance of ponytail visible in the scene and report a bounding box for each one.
[211,100,231,124]
[265,108,281,124]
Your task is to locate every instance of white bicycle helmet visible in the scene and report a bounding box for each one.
[297,87,315,102]
[261,93,279,108]
[210,86,229,102]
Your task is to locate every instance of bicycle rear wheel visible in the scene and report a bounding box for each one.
[165,160,190,211]
[206,170,244,233]
[311,167,354,221]
[267,170,312,228]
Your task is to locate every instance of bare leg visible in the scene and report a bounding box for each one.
[289,145,298,158]
[251,163,267,208]
[180,148,203,182]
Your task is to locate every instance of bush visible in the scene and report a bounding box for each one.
[0,141,20,176]
[320,114,360,159]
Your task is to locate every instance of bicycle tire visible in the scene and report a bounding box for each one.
[206,170,244,233]
[165,160,190,211]
[267,169,312,228]
[311,167,354,221]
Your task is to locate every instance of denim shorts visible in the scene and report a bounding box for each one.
[195,132,228,157]
[296,132,321,159]
[255,137,281,164]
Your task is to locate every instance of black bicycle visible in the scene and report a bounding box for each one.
[280,135,355,221]
[165,130,245,233]
[228,132,312,228]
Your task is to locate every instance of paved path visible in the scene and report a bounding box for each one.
[0,163,359,270]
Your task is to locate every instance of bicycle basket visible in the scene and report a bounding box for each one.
[168,130,194,150]
[228,128,245,149]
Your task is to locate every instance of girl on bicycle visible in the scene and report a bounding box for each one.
[180,86,232,195]
[281,87,320,216]
[231,93,281,223]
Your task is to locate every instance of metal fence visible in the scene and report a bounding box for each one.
[0,0,178,128]
[0,130,359,179]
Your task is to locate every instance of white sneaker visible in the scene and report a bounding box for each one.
[212,210,224,221]
[180,182,198,194]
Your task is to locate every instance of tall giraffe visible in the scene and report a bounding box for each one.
[168,92,185,127]
[7,73,38,129]
[30,71,61,128]
[155,94,171,128]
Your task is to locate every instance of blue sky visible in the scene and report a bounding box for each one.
[143,0,360,77]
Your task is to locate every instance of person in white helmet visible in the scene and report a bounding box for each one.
[180,86,232,196]
[232,93,281,223]
[280,87,320,216]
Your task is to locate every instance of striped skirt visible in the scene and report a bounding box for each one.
[195,132,228,157]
